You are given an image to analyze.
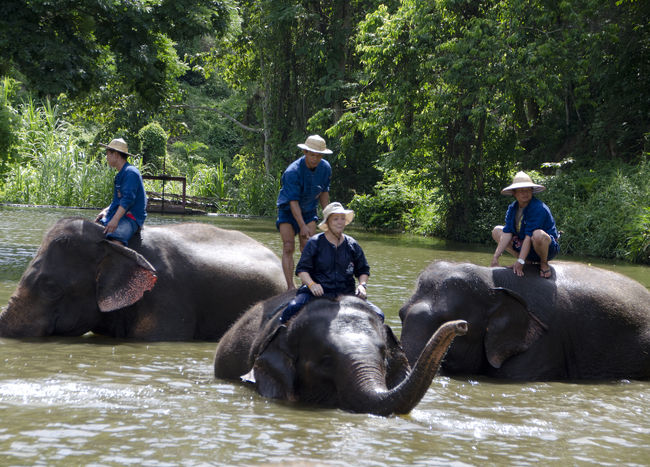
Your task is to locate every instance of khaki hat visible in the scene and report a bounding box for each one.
[318,202,354,231]
[99,138,136,158]
[501,171,545,195]
[297,134,333,155]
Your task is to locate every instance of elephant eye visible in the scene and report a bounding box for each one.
[319,354,334,368]
[39,279,64,300]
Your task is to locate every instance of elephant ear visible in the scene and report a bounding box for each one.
[249,325,297,401]
[96,240,157,312]
[485,287,548,368]
[384,325,411,389]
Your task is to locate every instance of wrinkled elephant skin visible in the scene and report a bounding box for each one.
[214,291,467,415]
[399,260,650,381]
[1,217,286,340]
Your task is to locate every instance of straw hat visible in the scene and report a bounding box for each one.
[297,135,333,155]
[99,138,136,158]
[501,171,545,195]
[318,202,354,231]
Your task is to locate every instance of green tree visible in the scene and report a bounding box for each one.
[0,0,229,106]
[348,0,649,240]
[208,0,396,189]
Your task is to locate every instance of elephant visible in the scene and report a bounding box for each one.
[399,260,650,381]
[1,217,286,340]
[214,290,467,415]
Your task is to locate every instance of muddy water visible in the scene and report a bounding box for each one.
[1,205,649,465]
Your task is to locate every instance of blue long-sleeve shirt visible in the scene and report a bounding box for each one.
[106,162,147,226]
[296,233,370,295]
[503,196,558,240]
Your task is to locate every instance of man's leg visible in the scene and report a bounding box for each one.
[105,217,139,247]
[279,223,298,290]
[531,229,552,277]
[492,225,518,257]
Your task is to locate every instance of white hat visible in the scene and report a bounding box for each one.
[297,135,333,155]
[318,202,354,231]
[99,138,136,158]
[501,171,545,195]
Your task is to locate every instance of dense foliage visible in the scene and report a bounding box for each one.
[0,0,647,263]
[138,121,168,172]
[0,0,229,105]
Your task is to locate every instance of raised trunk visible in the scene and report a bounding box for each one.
[344,320,467,416]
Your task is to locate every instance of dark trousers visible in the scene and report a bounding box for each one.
[280,286,384,323]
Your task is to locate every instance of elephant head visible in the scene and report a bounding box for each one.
[0,217,157,337]
[399,261,547,375]
[243,295,467,416]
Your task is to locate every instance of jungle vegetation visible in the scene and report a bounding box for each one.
[0,0,648,263]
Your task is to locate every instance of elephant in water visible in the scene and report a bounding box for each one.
[214,290,467,416]
[1,217,286,340]
[399,260,650,381]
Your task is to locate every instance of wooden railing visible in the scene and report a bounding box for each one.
[143,175,187,211]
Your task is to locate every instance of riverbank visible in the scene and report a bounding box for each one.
[2,203,648,290]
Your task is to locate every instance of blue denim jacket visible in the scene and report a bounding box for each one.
[105,162,147,226]
[503,196,558,240]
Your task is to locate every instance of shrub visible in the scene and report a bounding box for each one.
[626,207,650,264]
[231,153,279,216]
[191,160,228,199]
[539,161,650,262]
[349,169,439,233]
[137,122,168,173]
[0,104,17,168]
[0,99,113,206]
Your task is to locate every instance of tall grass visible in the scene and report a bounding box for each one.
[539,161,650,263]
[0,99,113,207]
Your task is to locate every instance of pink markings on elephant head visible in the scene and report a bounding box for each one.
[97,268,157,312]
[96,241,158,312]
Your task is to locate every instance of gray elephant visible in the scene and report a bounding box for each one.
[214,290,467,415]
[1,217,286,340]
[399,260,650,380]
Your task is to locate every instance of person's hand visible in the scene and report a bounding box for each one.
[308,282,323,296]
[104,217,119,234]
[512,260,525,277]
[95,208,107,223]
[299,224,311,241]
[490,257,500,267]
[355,283,367,299]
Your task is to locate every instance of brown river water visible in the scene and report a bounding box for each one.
[0,205,649,466]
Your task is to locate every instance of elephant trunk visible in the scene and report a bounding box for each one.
[0,295,51,337]
[343,320,467,416]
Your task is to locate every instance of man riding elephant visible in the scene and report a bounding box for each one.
[215,291,467,415]
[491,171,560,279]
[399,260,650,381]
[1,217,286,340]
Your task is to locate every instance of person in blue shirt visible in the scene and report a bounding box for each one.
[279,202,383,323]
[490,171,559,278]
[95,138,147,247]
[276,135,332,289]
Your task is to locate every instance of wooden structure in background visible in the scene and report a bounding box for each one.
[143,174,190,214]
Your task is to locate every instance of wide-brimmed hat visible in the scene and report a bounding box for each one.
[99,138,136,158]
[501,171,545,195]
[318,202,354,231]
[297,134,333,155]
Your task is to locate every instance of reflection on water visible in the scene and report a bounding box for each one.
[0,205,649,465]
